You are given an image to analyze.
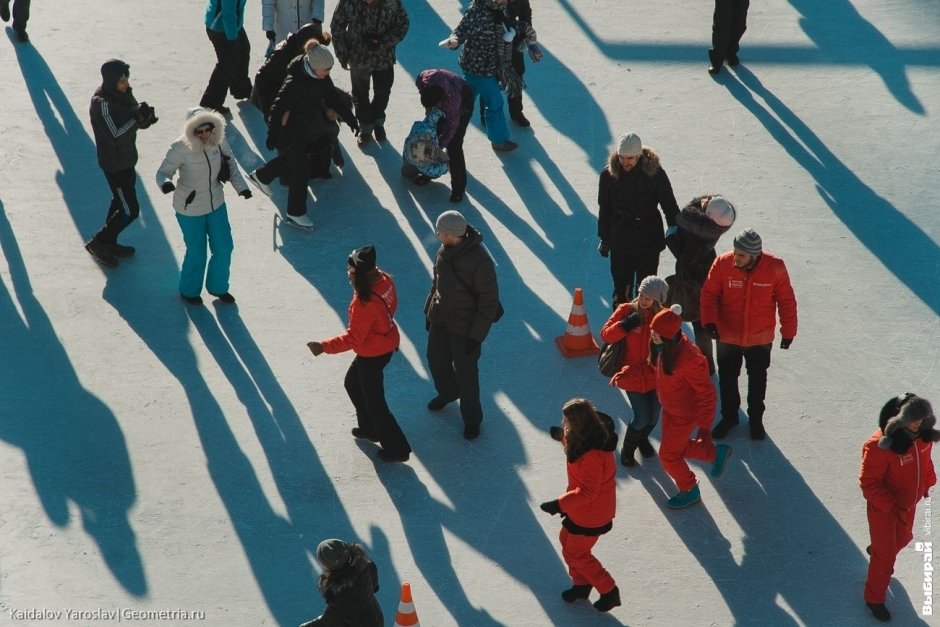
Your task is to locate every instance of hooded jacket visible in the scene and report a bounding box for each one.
[252,23,330,118]
[262,0,325,44]
[597,148,679,257]
[599,303,658,393]
[668,196,735,284]
[90,59,142,172]
[309,545,383,627]
[321,271,400,358]
[424,226,501,342]
[654,334,716,428]
[699,250,798,346]
[558,412,618,535]
[155,108,248,216]
[331,0,409,72]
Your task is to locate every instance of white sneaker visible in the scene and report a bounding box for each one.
[285,213,314,229]
[248,170,273,197]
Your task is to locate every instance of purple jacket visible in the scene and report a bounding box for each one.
[415,69,471,146]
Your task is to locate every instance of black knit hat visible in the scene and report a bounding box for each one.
[348,245,376,273]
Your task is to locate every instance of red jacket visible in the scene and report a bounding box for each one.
[600,303,657,393]
[321,272,400,357]
[699,251,798,347]
[860,430,936,515]
[655,335,716,428]
[558,449,617,530]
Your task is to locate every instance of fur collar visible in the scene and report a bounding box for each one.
[319,546,372,598]
[677,196,733,242]
[181,108,226,152]
[605,147,661,180]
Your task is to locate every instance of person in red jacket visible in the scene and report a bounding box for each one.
[860,393,938,622]
[699,228,797,440]
[539,398,621,612]
[600,275,667,466]
[650,304,732,509]
[307,245,411,462]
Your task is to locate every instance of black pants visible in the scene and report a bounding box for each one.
[1,0,29,31]
[93,168,140,245]
[255,144,314,217]
[716,341,771,422]
[608,250,659,307]
[426,324,483,427]
[507,48,526,117]
[709,0,749,65]
[200,27,252,110]
[350,67,394,131]
[344,352,411,457]
[446,107,472,196]
[691,320,716,374]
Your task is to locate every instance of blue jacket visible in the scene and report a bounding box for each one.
[205,0,248,40]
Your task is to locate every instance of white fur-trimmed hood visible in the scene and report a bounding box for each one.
[181,107,226,152]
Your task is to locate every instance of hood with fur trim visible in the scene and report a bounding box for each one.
[181,107,226,152]
[606,146,661,180]
[677,196,734,243]
[878,394,940,450]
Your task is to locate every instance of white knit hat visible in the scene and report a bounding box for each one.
[617,133,642,157]
[705,196,737,227]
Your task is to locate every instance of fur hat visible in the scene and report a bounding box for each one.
[617,132,643,157]
[878,394,939,448]
[316,539,350,570]
[435,210,467,237]
[638,275,669,304]
[733,228,762,255]
[305,40,334,71]
[348,245,376,273]
[705,196,737,227]
[651,304,683,339]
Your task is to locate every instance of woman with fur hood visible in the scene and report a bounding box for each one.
[539,398,621,613]
[664,194,737,374]
[299,538,383,627]
[156,107,251,306]
[597,132,679,307]
[860,394,938,622]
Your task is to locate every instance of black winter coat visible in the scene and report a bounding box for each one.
[252,22,327,118]
[425,226,501,343]
[90,60,142,172]
[268,57,355,149]
[667,196,733,284]
[597,148,679,257]
[304,553,382,627]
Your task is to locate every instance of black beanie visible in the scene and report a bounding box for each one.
[348,245,377,273]
[100,59,129,89]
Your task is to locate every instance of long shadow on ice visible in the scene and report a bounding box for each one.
[0,202,146,595]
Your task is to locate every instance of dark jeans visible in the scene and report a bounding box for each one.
[608,250,659,306]
[350,67,394,131]
[344,352,411,457]
[446,107,472,195]
[709,0,749,64]
[1,0,29,31]
[200,27,252,110]
[507,48,526,117]
[255,144,313,217]
[625,390,661,433]
[426,324,483,427]
[93,168,140,245]
[716,341,771,422]
[691,320,715,373]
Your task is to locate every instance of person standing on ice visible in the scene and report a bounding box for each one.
[650,304,732,509]
[155,107,252,306]
[199,0,253,117]
[262,0,325,46]
[307,245,412,463]
[299,538,383,626]
[597,132,679,307]
[699,228,797,441]
[85,59,158,268]
[860,393,937,623]
[599,275,666,467]
[540,398,621,612]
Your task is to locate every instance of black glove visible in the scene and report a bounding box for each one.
[540,500,561,516]
[266,30,276,41]
[549,426,564,442]
[620,311,641,332]
[265,133,278,151]
[135,102,157,128]
[239,189,252,199]
[347,119,361,135]
[780,337,793,350]
[704,323,720,340]
[465,338,481,355]
[597,241,610,257]
[161,181,176,194]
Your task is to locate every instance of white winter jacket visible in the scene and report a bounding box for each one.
[156,108,248,217]
[262,0,325,44]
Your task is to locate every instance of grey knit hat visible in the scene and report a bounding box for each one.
[305,41,334,71]
[733,228,762,255]
[638,275,669,304]
[617,132,642,157]
[435,210,468,237]
[316,539,350,570]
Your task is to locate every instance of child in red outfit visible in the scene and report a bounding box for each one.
[540,398,621,612]
[860,394,937,622]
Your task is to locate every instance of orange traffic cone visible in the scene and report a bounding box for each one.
[394,582,420,627]
[555,287,601,357]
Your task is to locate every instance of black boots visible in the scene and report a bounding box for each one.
[750,416,766,441]
[712,417,739,439]
[593,586,621,612]
[637,425,657,458]
[561,584,591,603]
[620,428,641,467]
[866,602,890,622]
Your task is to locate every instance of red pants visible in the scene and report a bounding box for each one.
[559,528,616,594]
[864,502,915,603]
[659,414,716,492]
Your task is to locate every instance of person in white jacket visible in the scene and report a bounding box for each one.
[262,0,325,45]
[156,107,252,306]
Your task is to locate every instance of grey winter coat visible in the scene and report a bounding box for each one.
[330,0,409,72]
[425,227,501,343]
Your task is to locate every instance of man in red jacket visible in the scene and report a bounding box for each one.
[700,229,797,440]
[860,394,937,622]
